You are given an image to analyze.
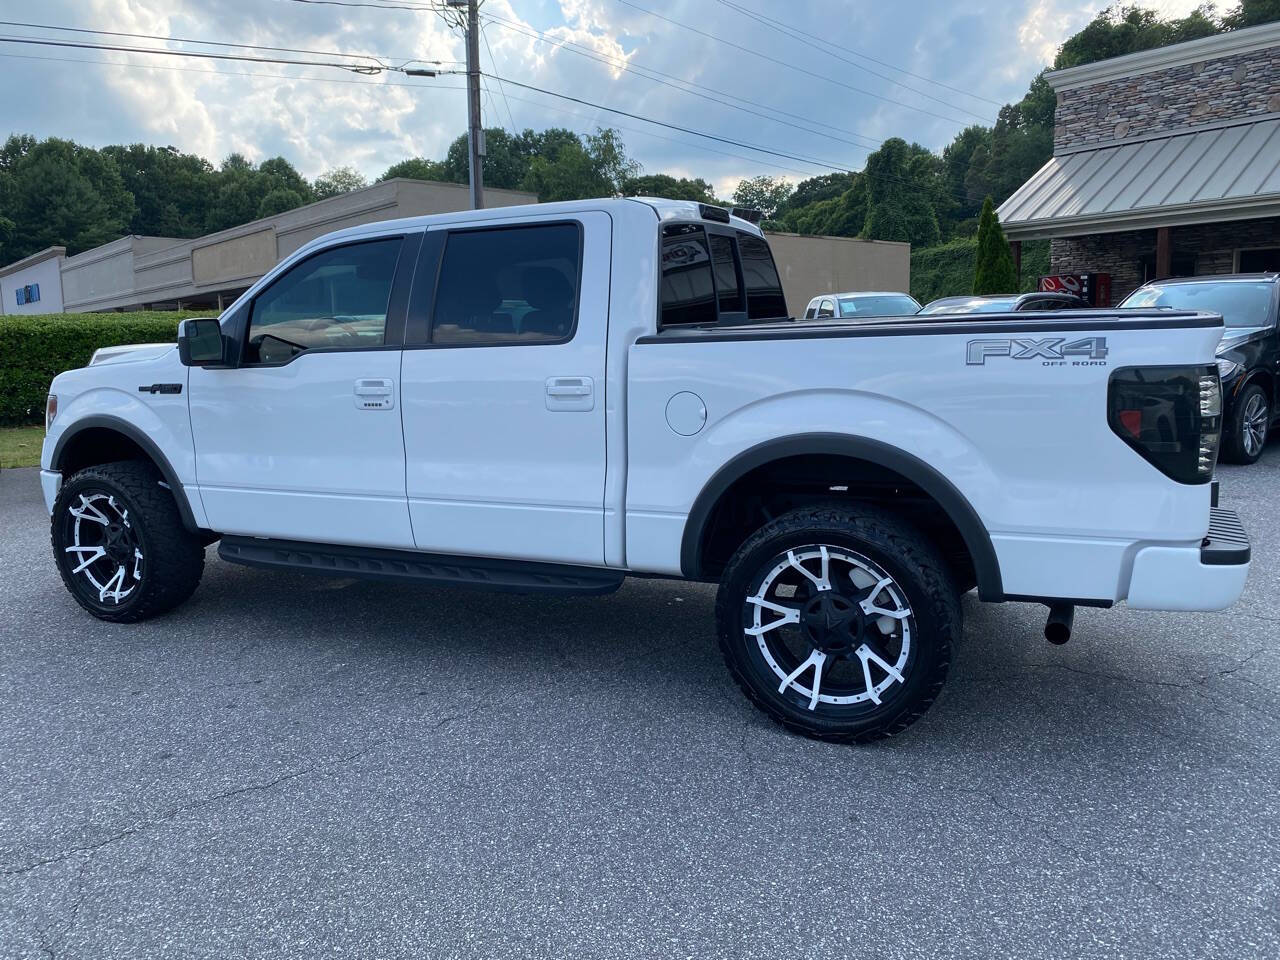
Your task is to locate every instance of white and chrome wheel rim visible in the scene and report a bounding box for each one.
[743,545,914,712]
[1243,392,1268,457]
[61,492,144,606]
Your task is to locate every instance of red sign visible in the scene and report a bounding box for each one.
[1039,273,1112,306]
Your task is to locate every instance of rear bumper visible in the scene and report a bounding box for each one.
[1125,508,1250,611]
[40,469,61,515]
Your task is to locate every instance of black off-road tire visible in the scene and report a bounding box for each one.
[52,460,205,622]
[716,504,961,743]
[1221,382,1269,465]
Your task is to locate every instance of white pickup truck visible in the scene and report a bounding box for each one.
[40,198,1251,742]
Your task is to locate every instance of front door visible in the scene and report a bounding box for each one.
[189,234,419,549]
[400,213,609,566]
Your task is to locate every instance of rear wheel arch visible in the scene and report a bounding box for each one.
[679,433,1004,600]
[51,416,201,534]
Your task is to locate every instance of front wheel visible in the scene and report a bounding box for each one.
[715,505,961,743]
[51,460,205,622]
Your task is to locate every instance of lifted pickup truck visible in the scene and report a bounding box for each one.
[41,198,1251,742]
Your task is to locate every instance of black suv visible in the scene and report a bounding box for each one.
[1119,274,1280,464]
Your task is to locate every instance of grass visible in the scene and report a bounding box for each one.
[0,425,45,469]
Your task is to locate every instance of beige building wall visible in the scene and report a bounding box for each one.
[766,232,912,318]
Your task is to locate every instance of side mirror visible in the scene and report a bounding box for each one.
[178,318,225,366]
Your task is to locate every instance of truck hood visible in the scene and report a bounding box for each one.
[89,343,177,366]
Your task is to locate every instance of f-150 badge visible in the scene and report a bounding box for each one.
[966,337,1108,366]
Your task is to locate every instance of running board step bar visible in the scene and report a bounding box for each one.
[218,537,624,596]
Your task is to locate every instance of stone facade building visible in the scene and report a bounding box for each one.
[1000,21,1280,304]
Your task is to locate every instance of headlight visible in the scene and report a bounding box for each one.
[1216,358,1241,379]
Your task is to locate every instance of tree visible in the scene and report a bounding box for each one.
[861,139,941,248]
[443,126,532,188]
[972,197,1017,295]
[1223,0,1280,28]
[378,157,450,182]
[519,127,637,201]
[789,177,867,237]
[621,173,717,203]
[313,166,367,199]
[100,144,215,237]
[256,187,308,218]
[1055,5,1221,69]
[0,137,134,260]
[775,172,856,220]
[731,175,793,219]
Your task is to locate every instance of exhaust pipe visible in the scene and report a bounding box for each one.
[1044,603,1074,645]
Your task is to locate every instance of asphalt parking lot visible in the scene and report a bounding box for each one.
[2,454,1278,960]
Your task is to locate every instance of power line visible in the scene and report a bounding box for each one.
[483,14,883,153]
[0,49,468,92]
[479,23,517,135]
[0,33,464,78]
[0,19,443,71]
[0,35,386,74]
[609,0,987,126]
[710,0,1003,109]
[707,0,996,117]
[488,74,855,172]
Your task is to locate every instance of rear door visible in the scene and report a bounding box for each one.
[189,233,420,548]
[399,212,610,565]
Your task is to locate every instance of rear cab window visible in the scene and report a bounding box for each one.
[660,222,787,329]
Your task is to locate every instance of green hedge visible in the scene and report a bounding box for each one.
[0,311,200,425]
[910,238,1049,305]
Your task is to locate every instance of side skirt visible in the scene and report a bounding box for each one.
[218,536,625,596]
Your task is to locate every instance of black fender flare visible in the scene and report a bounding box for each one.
[679,433,1005,601]
[51,414,202,533]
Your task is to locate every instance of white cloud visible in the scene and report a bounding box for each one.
[0,0,1225,188]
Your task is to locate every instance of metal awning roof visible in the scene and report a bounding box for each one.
[998,114,1280,240]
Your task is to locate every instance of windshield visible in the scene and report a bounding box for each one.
[1119,281,1274,328]
[838,295,919,317]
[918,297,1017,315]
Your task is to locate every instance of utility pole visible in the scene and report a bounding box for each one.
[448,0,484,209]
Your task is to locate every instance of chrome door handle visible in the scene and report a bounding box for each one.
[354,378,395,410]
[545,376,594,411]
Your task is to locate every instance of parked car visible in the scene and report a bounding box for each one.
[40,198,1249,743]
[803,291,921,319]
[918,292,1087,314]
[1119,273,1280,464]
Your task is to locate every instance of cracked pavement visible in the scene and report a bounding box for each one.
[2,450,1278,959]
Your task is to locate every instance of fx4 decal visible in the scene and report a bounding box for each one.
[966,337,1108,367]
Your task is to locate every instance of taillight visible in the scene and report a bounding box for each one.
[1108,365,1220,484]
[45,394,58,430]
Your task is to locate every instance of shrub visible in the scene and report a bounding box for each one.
[0,311,199,425]
[972,197,1018,295]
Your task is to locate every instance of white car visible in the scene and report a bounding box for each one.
[803,291,921,319]
[40,198,1249,742]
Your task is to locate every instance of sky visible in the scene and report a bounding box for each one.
[0,0,1208,197]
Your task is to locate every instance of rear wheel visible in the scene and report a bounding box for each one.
[51,461,205,622]
[715,505,961,743]
[1223,383,1269,464]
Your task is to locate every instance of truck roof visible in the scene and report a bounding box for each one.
[308,196,764,251]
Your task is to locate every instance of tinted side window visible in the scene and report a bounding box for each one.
[246,237,402,364]
[817,299,835,318]
[432,223,581,344]
[660,224,716,327]
[738,233,788,319]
